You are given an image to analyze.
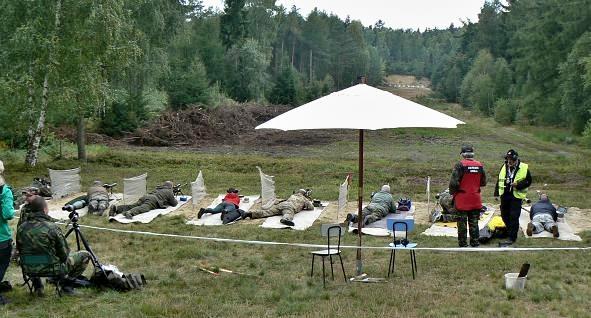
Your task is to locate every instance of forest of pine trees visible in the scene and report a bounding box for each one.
[1,0,590,165]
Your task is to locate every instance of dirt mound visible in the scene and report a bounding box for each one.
[53,103,355,149]
[127,104,290,147]
[129,104,353,148]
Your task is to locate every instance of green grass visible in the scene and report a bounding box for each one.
[1,98,590,317]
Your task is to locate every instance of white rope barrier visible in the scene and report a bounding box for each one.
[70,223,591,252]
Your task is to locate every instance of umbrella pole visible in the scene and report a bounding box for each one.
[356,129,364,276]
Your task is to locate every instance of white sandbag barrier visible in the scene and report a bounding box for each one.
[186,194,259,226]
[191,170,207,207]
[257,166,276,209]
[123,173,147,205]
[49,167,81,199]
[109,195,191,224]
[337,175,351,222]
[519,208,581,241]
[260,202,329,231]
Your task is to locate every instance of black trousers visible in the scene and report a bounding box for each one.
[0,239,11,283]
[500,194,522,242]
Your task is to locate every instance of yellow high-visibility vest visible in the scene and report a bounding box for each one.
[498,163,529,199]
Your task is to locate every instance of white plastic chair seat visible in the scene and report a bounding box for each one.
[388,242,418,249]
[311,249,341,256]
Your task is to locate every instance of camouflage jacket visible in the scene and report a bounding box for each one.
[16,210,69,273]
[285,193,314,211]
[17,203,33,227]
[87,185,109,201]
[148,188,177,209]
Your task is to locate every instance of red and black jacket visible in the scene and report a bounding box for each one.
[453,159,485,211]
[223,193,240,207]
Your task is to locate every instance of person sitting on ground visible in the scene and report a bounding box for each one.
[244,189,314,226]
[198,187,240,219]
[87,180,110,216]
[527,193,559,238]
[343,184,396,226]
[109,181,177,219]
[16,197,91,296]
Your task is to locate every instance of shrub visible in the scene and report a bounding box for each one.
[494,98,516,125]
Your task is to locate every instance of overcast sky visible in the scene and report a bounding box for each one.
[200,0,486,30]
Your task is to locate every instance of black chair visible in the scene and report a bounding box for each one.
[387,221,418,279]
[310,224,347,287]
[20,254,67,297]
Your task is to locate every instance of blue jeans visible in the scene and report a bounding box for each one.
[0,239,12,283]
[205,202,237,215]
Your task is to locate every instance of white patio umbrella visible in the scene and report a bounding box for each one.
[256,83,464,275]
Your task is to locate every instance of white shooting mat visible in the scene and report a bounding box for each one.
[186,195,259,226]
[422,206,495,237]
[109,196,191,224]
[519,208,581,241]
[347,206,416,237]
[260,202,329,230]
[48,193,123,221]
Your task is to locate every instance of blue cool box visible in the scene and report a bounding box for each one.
[386,214,415,232]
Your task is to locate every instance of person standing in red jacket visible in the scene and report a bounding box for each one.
[449,145,487,247]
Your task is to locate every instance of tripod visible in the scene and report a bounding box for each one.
[64,211,106,278]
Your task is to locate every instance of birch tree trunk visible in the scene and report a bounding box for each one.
[24,74,49,167]
[24,0,61,167]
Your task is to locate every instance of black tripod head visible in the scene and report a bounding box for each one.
[62,200,87,224]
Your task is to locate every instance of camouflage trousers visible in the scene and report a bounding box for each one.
[116,196,159,217]
[68,250,91,278]
[88,199,109,214]
[361,204,388,225]
[251,201,297,221]
[456,210,480,247]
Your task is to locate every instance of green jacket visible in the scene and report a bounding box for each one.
[149,188,178,208]
[16,210,69,274]
[0,184,15,242]
[368,190,396,214]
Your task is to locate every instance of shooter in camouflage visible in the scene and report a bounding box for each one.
[109,181,177,219]
[16,197,90,295]
[246,189,314,226]
[343,184,396,226]
[87,180,109,216]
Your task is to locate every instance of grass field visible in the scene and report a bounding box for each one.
[1,95,590,317]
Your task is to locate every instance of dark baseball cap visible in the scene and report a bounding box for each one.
[460,144,474,154]
[21,186,40,195]
[227,187,239,193]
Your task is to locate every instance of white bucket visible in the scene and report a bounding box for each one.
[504,273,527,290]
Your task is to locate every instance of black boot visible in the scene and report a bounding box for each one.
[280,219,295,226]
[109,205,117,216]
[198,208,205,219]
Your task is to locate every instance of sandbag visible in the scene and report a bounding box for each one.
[91,264,146,291]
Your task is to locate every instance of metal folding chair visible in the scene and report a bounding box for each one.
[387,221,418,279]
[20,254,67,297]
[310,224,347,287]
